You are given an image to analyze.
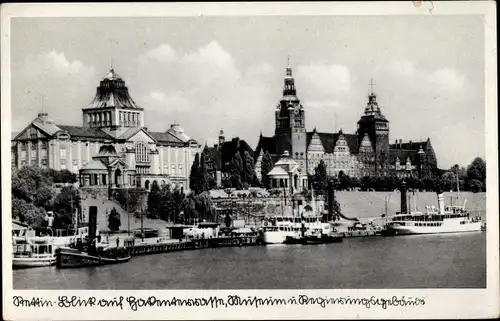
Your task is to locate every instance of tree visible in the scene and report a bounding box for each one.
[147,181,162,218]
[243,151,255,186]
[260,151,274,189]
[466,157,486,192]
[312,160,328,194]
[52,186,81,229]
[189,153,201,193]
[195,192,214,221]
[108,207,121,231]
[199,156,210,193]
[182,193,197,224]
[229,152,244,189]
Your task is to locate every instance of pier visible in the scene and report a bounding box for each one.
[124,235,262,256]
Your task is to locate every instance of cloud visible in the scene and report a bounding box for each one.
[427,68,466,92]
[296,63,351,95]
[137,41,276,143]
[44,51,90,75]
[137,44,177,64]
[390,60,415,76]
[11,50,96,130]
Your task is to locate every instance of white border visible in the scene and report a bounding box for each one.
[1,2,498,320]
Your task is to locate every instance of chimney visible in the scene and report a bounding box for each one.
[400,181,408,214]
[437,193,445,215]
[218,129,225,146]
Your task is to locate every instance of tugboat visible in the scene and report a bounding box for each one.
[56,206,131,268]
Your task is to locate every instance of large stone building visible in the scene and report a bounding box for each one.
[11,67,200,191]
[202,130,255,188]
[255,62,438,181]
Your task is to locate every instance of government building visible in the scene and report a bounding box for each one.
[11,67,201,192]
[255,62,438,180]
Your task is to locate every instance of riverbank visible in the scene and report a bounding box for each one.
[13,232,486,289]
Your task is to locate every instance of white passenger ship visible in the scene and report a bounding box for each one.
[383,193,483,236]
[12,225,94,269]
[263,214,331,244]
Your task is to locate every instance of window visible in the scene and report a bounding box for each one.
[135,142,149,163]
[60,148,66,159]
[60,164,66,170]
[21,150,27,160]
[178,165,183,174]
[30,129,37,139]
[171,165,175,174]
[41,149,47,159]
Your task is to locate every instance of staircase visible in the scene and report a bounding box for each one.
[81,196,167,232]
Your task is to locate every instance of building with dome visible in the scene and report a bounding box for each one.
[267,150,308,193]
[255,62,438,181]
[11,67,201,192]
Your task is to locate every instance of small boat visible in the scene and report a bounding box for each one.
[56,245,131,269]
[12,241,57,269]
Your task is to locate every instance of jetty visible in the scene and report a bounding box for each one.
[125,235,262,256]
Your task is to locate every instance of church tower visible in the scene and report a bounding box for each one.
[356,80,390,175]
[274,59,307,171]
[82,67,144,138]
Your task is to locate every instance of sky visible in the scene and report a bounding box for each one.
[10,15,485,168]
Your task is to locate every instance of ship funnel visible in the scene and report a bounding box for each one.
[88,206,98,239]
[400,181,408,214]
[437,193,445,215]
[327,179,335,220]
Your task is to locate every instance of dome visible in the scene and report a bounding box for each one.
[97,144,118,157]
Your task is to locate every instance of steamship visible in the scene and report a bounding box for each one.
[382,193,483,236]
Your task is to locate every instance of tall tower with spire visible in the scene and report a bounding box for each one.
[274,59,307,171]
[356,79,390,175]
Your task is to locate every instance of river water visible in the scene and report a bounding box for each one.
[13,232,486,289]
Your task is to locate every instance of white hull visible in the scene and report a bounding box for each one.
[13,256,56,268]
[264,231,298,244]
[387,222,482,235]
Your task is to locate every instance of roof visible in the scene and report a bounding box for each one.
[87,68,140,109]
[56,125,113,140]
[96,144,118,157]
[219,138,254,168]
[148,131,185,145]
[267,166,289,177]
[255,136,278,156]
[103,67,122,81]
[31,113,62,136]
[166,124,193,143]
[203,146,222,170]
[306,131,359,154]
[81,159,108,171]
[389,140,428,151]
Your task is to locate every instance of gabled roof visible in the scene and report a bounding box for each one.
[306,131,359,154]
[219,138,254,168]
[255,136,278,156]
[56,125,113,140]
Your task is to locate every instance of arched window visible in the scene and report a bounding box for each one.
[135,142,150,163]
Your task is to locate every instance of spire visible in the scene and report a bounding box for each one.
[286,55,292,77]
[369,78,376,95]
[283,57,297,98]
